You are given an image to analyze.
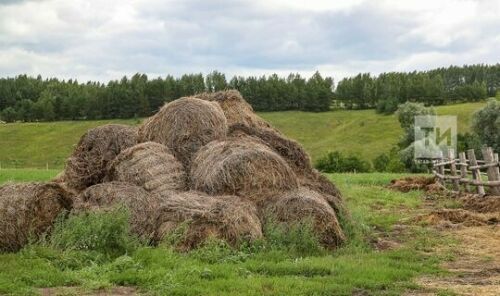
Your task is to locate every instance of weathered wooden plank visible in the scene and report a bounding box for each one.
[459,152,470,192]
[467,149,485,196]
[482,147,500,195]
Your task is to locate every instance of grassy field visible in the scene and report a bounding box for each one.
[0,171,457,296]
[0,101,486,169]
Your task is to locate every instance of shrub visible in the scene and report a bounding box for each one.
[472,98,499,152]
[376,98,399,114]
[315,151,371,173]
[49,207,139,258]
[373,147,406,172]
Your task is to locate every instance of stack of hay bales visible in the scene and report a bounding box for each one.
[0,90,347,252]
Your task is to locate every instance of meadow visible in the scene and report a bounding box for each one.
[0,170,458,296]
[0,101,485,169]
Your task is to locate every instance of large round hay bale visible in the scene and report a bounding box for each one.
[0,182,72,252]
[190,137,299,202]
[153,191,262,250]
[228,123,345,213]
[196,90,273,129]
[74,182,158,242]
[263,187,346,249]
[228,123,311,172]
[106,142,187,193]
[64,124,138,191]
[138,97,227,168]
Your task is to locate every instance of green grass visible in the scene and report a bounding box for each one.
[0,171,454,295]
[0,169,59,183]
[0,101,485,168]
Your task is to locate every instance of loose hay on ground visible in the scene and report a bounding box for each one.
[262,187,346,248]
[138,97,227,168]
[416,209,499,227]
[0,182,72,252]
[63,124,138,191]
[196,90,273,129]
[107,142,187,193]
[388,176,437,193]
[190,137,299,202]
[459,195,500,213]
[74,182,158,243]
[154,191,263,250]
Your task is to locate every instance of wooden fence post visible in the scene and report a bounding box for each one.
[437,151,445,185]
[448,148,460,191]
[482,147,500,195]
[459,152,470,193]
[467,149,485,196]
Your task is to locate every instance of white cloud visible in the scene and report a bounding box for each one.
[0,0,498,82]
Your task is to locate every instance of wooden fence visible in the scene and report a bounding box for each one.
[432,147,500,196]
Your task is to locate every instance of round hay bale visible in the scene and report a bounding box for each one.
[138,97,227,168]
[228,123,345,213]
[106,142,187,193]
[196,90,273,129]
[263,187,346,249]
[0,182,72,252]
[228,123,311,172]
[190,137,299,202]
[153,191,262,250]
[74,182,158,243]
[63,124,138,191]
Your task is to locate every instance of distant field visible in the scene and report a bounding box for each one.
[0,101,485,168]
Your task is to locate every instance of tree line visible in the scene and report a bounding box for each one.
[1,64,499,122]
[336,64,499,113]
[0,71,333,122]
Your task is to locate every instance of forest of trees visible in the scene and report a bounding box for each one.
[0,71,333,122]
[0,64,499,122]
[336,64,499,113]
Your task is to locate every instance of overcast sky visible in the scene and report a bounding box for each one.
[0,0,499,83]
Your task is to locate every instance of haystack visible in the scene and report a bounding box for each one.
[196,90,274,129]
[228,123,344,212]
[153,191,262,250]
[63,124,138,191]
[262,187,346,248]
[107,142,187,193]
[138,97,227,168]
[190,137,299,202]
[74,182,158,242]
[0,182,72,252]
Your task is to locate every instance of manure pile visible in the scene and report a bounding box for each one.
[0,90,347,252]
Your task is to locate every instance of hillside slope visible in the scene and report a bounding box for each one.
[0,102,485,168]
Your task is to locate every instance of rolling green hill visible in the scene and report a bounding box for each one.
[0,102,486,169]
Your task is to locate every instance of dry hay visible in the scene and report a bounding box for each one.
[138,97,227,168]
[262,187,346,248]
[228,123,311,172]
[388,176,437,193]
[106,142,187,193]
[190,137,299,202]
[416,209,499,227]
[228,123,345,213]
[63,124,138,191]
[74,182,158,242]
[0,182,72,252]
[153,191,263,250]
[195,90,273,129]
[459,195,500,213]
